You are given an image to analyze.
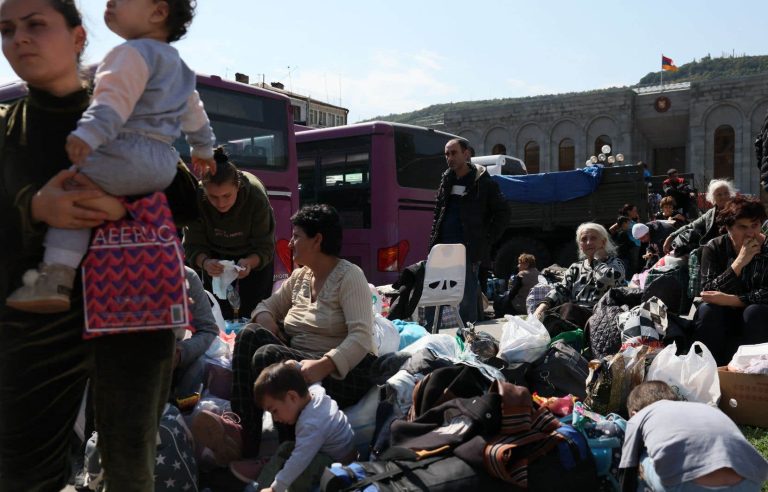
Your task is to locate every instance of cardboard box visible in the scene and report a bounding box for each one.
[717,367,768,428]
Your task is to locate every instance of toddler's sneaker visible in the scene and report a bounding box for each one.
[6,263,75,313]
[191,410,243,467]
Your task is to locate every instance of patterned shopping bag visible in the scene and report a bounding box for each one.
[81,192,190,338]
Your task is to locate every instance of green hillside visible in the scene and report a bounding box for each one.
[638,54,768,85]
[366,54,768,126]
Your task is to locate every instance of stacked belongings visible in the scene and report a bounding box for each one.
[322,364,600,492]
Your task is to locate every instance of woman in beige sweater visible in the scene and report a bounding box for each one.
[195,204,376,477]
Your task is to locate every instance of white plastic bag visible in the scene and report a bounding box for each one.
[205,290,227,332]
[212,260,245,299]
[498,315,550,364]
[646,342,720,406]
[369,283,384,315]
[728,342,768,372]
[373,314,400,355]
[400,333,460,358]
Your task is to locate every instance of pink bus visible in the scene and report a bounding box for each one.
[296,122,460,285]
[0,74,299,284]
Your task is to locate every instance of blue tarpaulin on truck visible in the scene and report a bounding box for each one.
[492,166,603,203]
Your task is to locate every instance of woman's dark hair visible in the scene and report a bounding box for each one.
[164,0,195,43]
[252,362,308,408]
[290,204,343,256]
[619,203,636,216]
[47,0,82,28]
[627,381,678,415]
[202,146,240,187]
[46,0,86,60]
[717,195,767,228]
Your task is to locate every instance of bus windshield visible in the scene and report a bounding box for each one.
[173,85,289,170]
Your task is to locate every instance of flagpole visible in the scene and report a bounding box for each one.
[660,53,664,91]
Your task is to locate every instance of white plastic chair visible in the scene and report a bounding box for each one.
[417,243,466,333]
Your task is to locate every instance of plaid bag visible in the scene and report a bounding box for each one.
[617,296,667,350]
[81,192,190,338]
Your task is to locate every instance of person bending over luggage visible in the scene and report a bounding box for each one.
[619,381,768,492]
[193,204,376,482]
[533,223,624,334]
[249,361,356,492]
[693,195,768,366]
[184,147,276,319]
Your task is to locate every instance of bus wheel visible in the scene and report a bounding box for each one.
[493,237,551,281]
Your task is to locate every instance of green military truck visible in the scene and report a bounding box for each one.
[490,165,649,280]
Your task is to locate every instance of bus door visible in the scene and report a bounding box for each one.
[298,135,373,275]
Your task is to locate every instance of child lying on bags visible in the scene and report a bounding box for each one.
[619,381,768,491]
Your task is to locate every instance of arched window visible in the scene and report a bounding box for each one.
[558,138,575,171]
[491,143,507,155]
[713,125,735,179]
[524,141,540,174]
[594,135,612,156]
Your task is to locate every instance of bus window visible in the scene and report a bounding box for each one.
[297,136,372,229]
[394,127,450,190]
[173,85,288,170]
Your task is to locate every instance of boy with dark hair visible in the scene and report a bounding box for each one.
[620,381,768,491]
[244,362,355,491]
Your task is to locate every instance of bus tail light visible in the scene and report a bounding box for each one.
[276,239,293,273]
[377,240,410,272]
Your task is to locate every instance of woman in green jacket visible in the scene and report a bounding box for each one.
[184,147,276,319]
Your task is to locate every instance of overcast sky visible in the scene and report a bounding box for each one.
[1,0,765,121]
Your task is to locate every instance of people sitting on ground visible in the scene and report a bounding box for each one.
[662,168,698,218]
[245,361,356,490]
[184,147,276,319]
[610,216,635,276]
[172,267,219,402]
[693,195,768,366]
[192,204,376,482]
[632,221,676,271]
[619,381,768,491]
[654,196,687,227]
[663,179,736,256]
[494,253,540,317]
[533,223,625,335]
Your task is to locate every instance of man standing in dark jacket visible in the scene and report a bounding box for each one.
[428,139,510,324]
[755,109,768,211]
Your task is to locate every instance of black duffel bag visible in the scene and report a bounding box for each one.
[526,340,589,399]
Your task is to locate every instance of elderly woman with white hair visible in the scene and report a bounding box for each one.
[533,223,625,334]
[663,179,736,255]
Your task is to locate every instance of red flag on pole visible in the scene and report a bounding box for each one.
[662,55,679,72]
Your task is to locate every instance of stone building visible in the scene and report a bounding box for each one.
[251,81,348,129]
[439,73,768,195]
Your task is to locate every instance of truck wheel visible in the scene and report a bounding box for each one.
[555,240,578,268]
[493,237,552,280]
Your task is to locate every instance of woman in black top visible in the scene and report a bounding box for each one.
[694,196,768,365]
[0,1,176,490]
